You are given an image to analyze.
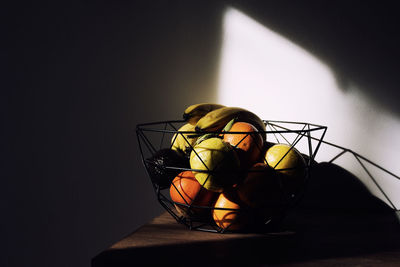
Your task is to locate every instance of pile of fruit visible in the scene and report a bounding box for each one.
[146,103,307,232]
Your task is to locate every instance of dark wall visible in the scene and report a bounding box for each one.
[3,1,224,266]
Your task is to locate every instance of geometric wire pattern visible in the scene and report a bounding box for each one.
[317,139,400,211]
[137,120,328,233]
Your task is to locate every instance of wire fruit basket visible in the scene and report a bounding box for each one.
[136,120,327,233]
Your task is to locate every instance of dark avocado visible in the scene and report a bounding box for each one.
[145,148,190,189]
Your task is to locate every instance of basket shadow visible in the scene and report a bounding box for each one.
[282,161,400,263]
[296,161,395,212]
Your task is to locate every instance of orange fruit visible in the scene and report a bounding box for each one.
[223,122,264,169]
[237,163,284,209]
[236,163,286,227]
[212,190,248,231]
[170,171,216,217]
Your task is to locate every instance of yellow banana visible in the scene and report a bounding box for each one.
[183,103,226,125]
[171,123,199,155]
[195,106,266,135]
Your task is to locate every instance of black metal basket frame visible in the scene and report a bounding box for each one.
[136,120,328,233]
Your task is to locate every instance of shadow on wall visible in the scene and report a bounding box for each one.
[228,0,400,116]
[299,158,397,212]
[217,3,400,208]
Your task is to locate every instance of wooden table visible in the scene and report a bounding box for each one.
[92,208,400,266]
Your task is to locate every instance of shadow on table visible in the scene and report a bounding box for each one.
[92,162,400,266]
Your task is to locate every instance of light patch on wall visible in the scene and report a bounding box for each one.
[218,7,400,208]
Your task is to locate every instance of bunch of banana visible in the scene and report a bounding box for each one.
[195,106,266,134]
[183,103,225,125]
